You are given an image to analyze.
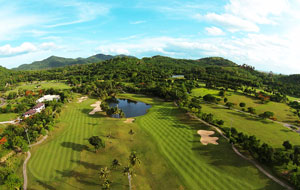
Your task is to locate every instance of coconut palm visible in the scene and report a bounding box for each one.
[123,166,134,190]
[99,167,110,180]
[129,151,140,167]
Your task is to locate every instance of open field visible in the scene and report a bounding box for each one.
[121,93,281,190]
[27,96,182,190]
[192,87,299,123]
[5,81,71,95]
[0,113,18,122]
[201,103,300,148]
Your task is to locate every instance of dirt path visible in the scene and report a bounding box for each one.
[23,134,48,190]
[0,120,18,125]
[187,113,294,190]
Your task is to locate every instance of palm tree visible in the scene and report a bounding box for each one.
[99,167,110,181]
[112,159,121,168]
[123,166,134,190]
[102,179,112,190]
[129,151,140,167]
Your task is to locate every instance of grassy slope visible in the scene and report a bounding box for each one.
[201,104,300,148]
[192,88,298,123]
[27,96,181,190]
[120,94,281,190]
[0,113,18,122]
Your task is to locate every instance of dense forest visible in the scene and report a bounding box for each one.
[2,55,300,97]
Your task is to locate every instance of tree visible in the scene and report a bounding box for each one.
[224,97,228,103]
[123,166,134,190]
[129,129,135,141]
[225,102,234,109]
[239,102,246,108]
[102,179,112,190]
[129,151,141,167]
[203,94,216,103]
[4,174,22,190]
[248,107,256,114]
[219,90,225,97]
[112,159,121,168]
[259,111,274,119]
[99,167,110,180]
[88,136,105,152]
[283,141,293,150]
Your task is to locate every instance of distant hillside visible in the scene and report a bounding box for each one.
[142,56,237,67]
[13,54,133,70]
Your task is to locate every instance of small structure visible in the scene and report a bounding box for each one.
[36,95,60,103]
[22,103,45,118]
[32,103,45,113]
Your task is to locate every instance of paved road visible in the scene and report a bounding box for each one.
[23,134,48,190]
[188,113,294,190]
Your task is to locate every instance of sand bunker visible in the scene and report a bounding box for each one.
[78,96,88,103]
[89,101,102,115]
[197,130,219,145]
[124,118,135,123]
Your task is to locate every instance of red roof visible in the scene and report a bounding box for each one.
[23,109,36,116]
[32,103,45,109]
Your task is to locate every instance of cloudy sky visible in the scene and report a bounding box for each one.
[0,0,299,74]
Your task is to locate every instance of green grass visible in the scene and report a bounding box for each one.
[27,93,282,190]
[5,81,71,95]
[27,96,182,190]
[192,88,299,123]
[201,103,300,148]
[121,94,281,190]
[0,113,18,122]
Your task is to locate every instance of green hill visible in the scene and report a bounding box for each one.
[13,54,135,70]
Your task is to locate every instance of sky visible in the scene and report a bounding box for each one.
[0,0,300,74]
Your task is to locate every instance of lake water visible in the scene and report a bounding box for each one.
[108,99,151,118]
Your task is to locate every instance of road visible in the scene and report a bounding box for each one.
[23,134,48,190]
[188,113,294,190]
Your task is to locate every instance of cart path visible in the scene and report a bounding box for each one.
[23,134,48,190]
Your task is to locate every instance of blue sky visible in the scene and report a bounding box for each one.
[0,0,300,74]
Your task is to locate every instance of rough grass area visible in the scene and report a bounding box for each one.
[201,103,300,148]
[0,113,18,122]
[192,88,299,123]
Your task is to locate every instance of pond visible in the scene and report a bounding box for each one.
[108,98,151,118]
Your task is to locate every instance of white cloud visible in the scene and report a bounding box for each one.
[96,47,130,55]
[201,13,260,32]
[0,42,57,57]
[47,2,110,27]
[205,26,225,36]
[225,0,289,24]
[130,20,146,25]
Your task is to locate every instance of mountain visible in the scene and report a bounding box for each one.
[13,54,133,71]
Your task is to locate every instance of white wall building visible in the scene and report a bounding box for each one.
[36,95,60,103]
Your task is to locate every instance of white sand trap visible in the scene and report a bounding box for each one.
[77,96,88,103]
[124,118,135,123]
[89,101,102,115]
[197,130,219,145]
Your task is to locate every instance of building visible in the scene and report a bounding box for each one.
[22,103,45,118]
[36,95,60,103]
[22,109,36,118]
[32,103,45,113]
